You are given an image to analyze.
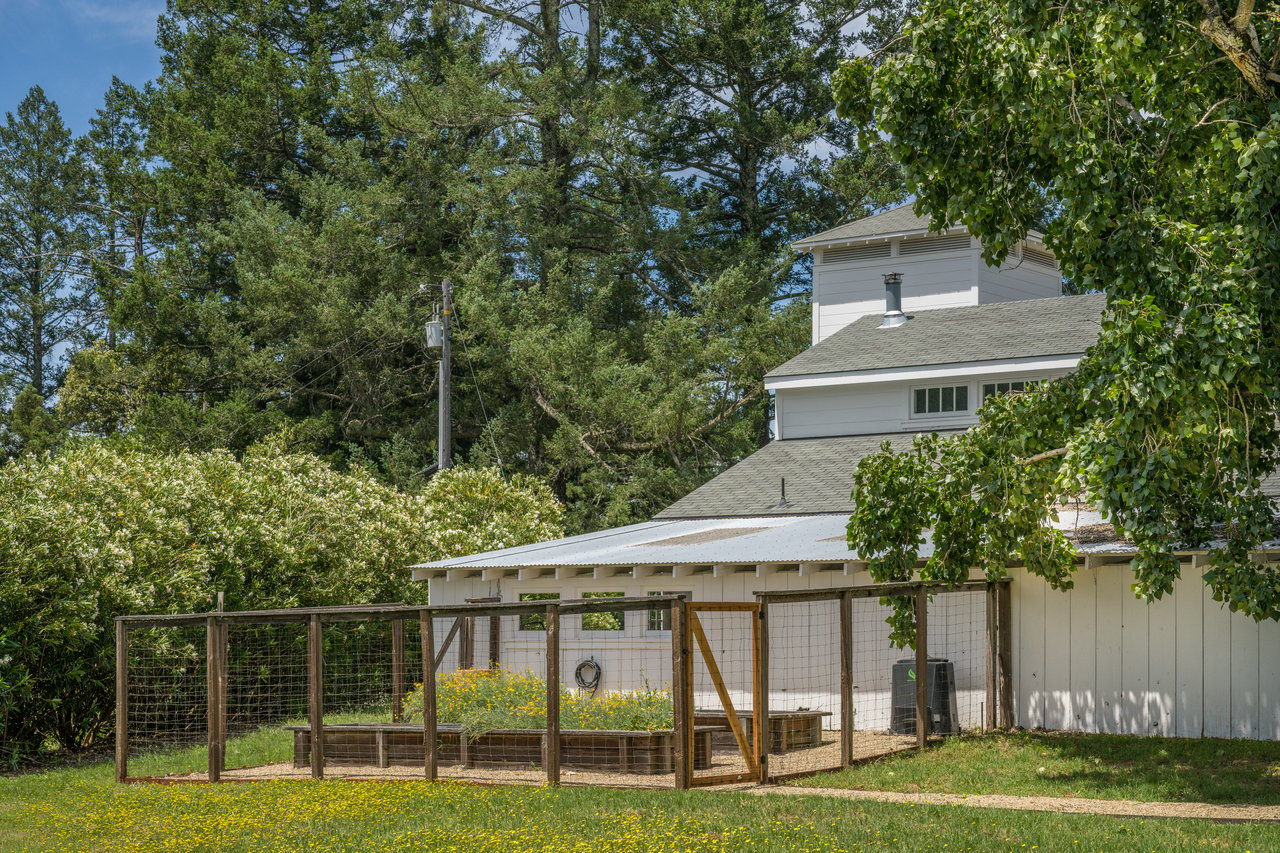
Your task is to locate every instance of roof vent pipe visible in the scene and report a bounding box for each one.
[880,272,907,328]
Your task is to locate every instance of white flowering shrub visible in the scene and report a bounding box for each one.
[0,443,562,760]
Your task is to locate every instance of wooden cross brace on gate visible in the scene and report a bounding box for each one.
[685,602,762,783]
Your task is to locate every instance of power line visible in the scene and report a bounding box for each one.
[452,308,504,473]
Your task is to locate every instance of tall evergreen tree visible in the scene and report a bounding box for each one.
[82,79,154,351]
[0,87,94,399]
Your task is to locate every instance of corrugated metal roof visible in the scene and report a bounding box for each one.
[655,432,929,520]
[412,514,909,569]
[412,505,1280,573]
[766,294,1104,380]
[792,203,940,248]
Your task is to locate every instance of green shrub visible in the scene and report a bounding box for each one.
[0,444,562,761]
[402,668,674,736]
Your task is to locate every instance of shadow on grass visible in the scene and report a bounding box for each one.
[795,730,1280,805]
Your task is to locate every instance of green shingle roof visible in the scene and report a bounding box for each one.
[766,294,1105,381]
[655,432,935,519]
[792,203,939,249]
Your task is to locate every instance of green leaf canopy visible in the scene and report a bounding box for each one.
[836,0,1280,627]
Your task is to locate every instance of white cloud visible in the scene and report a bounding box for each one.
[64,0,165,42]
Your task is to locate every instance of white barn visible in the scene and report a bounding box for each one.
[415,204,1280,741]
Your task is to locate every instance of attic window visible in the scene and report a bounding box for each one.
[912,385,970,416]
[982,380,1039,402]
[822,244,890,264]
[898,234,971,256]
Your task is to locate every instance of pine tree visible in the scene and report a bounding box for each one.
[82,79,153,350]
[0,87,94,398]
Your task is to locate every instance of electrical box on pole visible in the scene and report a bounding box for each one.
[423,278,453,473]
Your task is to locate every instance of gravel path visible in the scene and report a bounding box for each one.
[748,784,1280,822]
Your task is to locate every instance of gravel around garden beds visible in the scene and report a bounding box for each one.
[158,730,915,789]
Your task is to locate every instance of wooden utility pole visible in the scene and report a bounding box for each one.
[438,278,453,471]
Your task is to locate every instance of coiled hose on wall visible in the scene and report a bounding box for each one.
[575,657,602,695]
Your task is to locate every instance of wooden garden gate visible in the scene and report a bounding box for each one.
[679,601,762,787]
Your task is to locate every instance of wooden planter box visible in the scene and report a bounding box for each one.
[692,709,832,753]
[286,723,719,775]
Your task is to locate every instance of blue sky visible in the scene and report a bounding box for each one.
[0,0,163,134]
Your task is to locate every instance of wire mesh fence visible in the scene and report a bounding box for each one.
[758,581,1008,781]
[115,583,1009,788]
[122,624,207,779]
[762,596,846,779]
[688,605,760,785]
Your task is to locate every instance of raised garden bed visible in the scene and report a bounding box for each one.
[286,723,720,775]
[692,709,832,753]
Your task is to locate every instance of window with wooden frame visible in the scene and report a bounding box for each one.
[911,384,970,417]
[646,591,690,632]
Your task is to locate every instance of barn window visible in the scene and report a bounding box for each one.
[581,591,625,631]
[912,384,969,416]
[646,591,690,632]
[518,592,559,631]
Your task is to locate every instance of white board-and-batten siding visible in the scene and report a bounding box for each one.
[812,238,1061,345]
[1011,562,1280,739]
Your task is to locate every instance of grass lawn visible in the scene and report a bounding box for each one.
[794,731,1280,804]
[0,760,1278,852]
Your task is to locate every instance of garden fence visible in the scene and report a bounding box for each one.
[115,581,1010,789]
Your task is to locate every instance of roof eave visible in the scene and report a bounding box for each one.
[792,226,1049,254]
[764,353,1087,387]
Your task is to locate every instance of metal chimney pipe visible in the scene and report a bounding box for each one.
[880,272,907,328]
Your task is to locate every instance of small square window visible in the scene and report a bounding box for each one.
[581,591,624,631]
[518,593,559,631]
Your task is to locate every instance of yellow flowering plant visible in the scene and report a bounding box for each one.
[403,668,673,736]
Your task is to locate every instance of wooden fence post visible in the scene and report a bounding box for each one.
[420,611,437,781]
[488,614,501,669]
[308,614,324,779]
[391,618,406,723]
[839,590,854,768]
[206,616,226,782]
[985,582,998,731]
[115,620,129,783]
[756,599,770,784]
[914,585,930,750]
[671,598,690,790]
[459,616,475,670]
[544,605,561,786]
[997,581,1013,728]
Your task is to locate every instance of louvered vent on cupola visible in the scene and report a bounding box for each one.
[1023,245,1057,268]
[820,243,891,264]
[897,234,972,256]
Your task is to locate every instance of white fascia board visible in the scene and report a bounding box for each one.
[793,227,1049,254]
[764,354,1082,391]
[792,228,950,252]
